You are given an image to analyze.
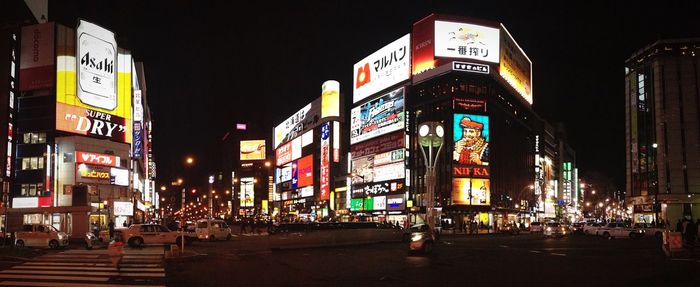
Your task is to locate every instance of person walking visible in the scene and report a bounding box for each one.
[684,218,697,251]
[239,219,247,235]
[676,219,683,233]
[108,220,115,241]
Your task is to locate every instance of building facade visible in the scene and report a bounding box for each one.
[625,39,700,224]
[7,19,156,238]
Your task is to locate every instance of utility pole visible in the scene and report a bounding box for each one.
[180,187,185,254]
[209,176,214,218]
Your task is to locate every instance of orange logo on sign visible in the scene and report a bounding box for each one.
[356,63,371,88]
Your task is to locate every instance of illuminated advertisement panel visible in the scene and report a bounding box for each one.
[275,142,292,166]
[350,148,404,184]
[351,179,405,198]
[350,198,363,211]
[76,164,111,184]
[19,22,55,91]
[321,80,340,118]
[56,21,132,144]
[77,20,118,110]
[240,140,266,161]
[350,87,404,144]
[319,123,330,201]
[452,178,490,205]
[240,177,254,207]
[353,34,410,103]
[273,99,320,149]
[133,121,142,159]
[373,162,405,182]
[453,114,489,166]
[110,168,129,186]
[373,195,386,210]
[276,165,292,182]
[292,155,313,189]
[113,201,133,216]
[499,25,533,105]
[434,20,500,63]
[76,151,120,167]
[412,15,436,75]
[386,194,406,211]
[350,131,404,158]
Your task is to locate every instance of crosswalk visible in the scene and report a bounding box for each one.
[0,247,166,287]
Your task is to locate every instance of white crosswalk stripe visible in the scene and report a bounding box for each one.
[0,247,166,286]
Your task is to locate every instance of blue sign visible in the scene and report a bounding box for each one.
[133,122,142,159]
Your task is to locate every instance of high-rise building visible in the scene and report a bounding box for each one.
[625,38,700,224]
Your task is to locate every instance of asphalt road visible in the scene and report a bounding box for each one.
[166,233,700,287]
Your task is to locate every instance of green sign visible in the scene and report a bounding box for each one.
[350,198,364,211]
[364,197,374,211]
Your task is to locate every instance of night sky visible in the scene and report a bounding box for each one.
[47,1,700,190]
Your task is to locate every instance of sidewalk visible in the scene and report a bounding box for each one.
[0,246,47,261]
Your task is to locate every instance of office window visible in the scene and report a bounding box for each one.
[20,183,44,196]
[21,157,45,170]
[22,132,47,144]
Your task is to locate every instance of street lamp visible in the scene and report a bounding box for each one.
[209,175,214,218]
[417,121,445,236]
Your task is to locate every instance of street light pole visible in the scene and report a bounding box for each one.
[418,122,445,237]
[209,176,214,219]
[180,187,185,254]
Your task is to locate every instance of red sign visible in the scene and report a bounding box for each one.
[76,151,120,167]
[350,131,404,158]
[297,155,313,188]
[275,142,292,166]
[411,14,436,75]
[453,166,490,178]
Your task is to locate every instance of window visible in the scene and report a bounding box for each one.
[22,132,47,144]
[20,183,44,196]
[21,157,44,170]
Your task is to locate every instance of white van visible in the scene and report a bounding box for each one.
[195,219,232,241]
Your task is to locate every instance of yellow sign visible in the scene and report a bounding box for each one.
[452,178,491,206]
[240,140,266,161]
[321,80,340,118]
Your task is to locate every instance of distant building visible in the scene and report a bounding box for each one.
[625,38,700,224]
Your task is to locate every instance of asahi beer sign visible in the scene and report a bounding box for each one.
[273,98,321,149]
[77,20,117,110]
[350,87,405,144]
[353,34,411,104]
[56,103,128,142]
[434,21,500,64]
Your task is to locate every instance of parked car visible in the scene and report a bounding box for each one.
[570,222,585,235]
[529,222,543,233]
[597,223,645,240]
[15,224,69,249]
[633,223,665,238]
[409,224,435,253]
[583,222,604,235]
[196,219,232,241]
[543,222,567,238]
[500,223,521,235]
[121,224,192,247]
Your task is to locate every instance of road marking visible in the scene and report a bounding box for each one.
[0,281,165,287]
[670,258,693,262]
[1,269,165,277]
[499,245,509,248]
[25,262,112,267]
[529,250,542,253]
[41,255,101,259]
[0,274,109,282]
[551,253,567,256]
[13,265,164,272]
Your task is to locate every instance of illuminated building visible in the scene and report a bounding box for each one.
[6,17,155,237]
[625,39,700,224]
[404,14,576,228]
[271,81,343,221]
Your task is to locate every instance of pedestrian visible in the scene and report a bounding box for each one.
[123,220,128,227]
[395,221,400,229]
[676,219,683,233]
[92,221,100,237]
[108,220,115,240]
[108,235,124,270]
[239,219,246,234]
[684,218,697,250]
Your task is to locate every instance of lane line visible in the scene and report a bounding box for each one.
[0,274,109,282]
[529,250,542,253]
[0,281,165,287]
[551,253,567,256]
[13,265,164,272]
[1,269,165,277]
[499,245,509,248]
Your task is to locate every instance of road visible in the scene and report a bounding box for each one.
[166,233,700,287]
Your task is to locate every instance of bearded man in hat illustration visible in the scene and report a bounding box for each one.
[453,116,489,165]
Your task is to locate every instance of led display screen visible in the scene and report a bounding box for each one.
[453,114,489,166]
[240,140,266,161]
[350,87,405,144]
[452,178,490,206]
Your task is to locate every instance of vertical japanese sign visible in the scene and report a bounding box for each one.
[320,122,330,201]
[20,22,55,91]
